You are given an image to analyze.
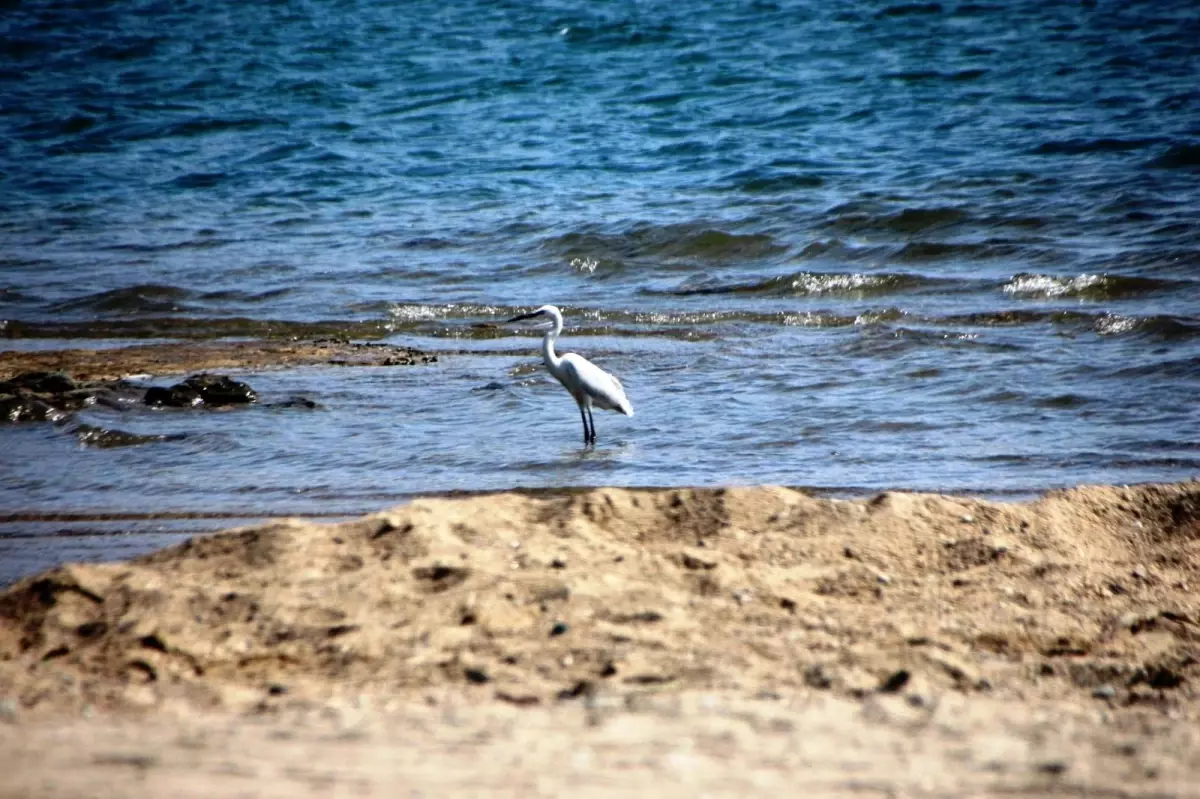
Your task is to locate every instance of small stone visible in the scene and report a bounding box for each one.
[550,557,568,569]
[960,514,975,523]
[1143,666,1184,690]
[558,680,596,701]
[495,692,540,707]
[876,573,892,585]
[681,552,717,571]
[879,669,911,693]
[1092,684,1116,700]
[464,667,490,684]
[550,621,569,637]
[0,699,16,723]
[804,664,833,690]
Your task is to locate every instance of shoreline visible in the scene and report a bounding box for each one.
[3,341,1198,795]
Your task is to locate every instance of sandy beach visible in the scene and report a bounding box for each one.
[2,344,1198,798]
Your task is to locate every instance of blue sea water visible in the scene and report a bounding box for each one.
[1,0,1199,581]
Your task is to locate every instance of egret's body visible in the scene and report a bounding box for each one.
[506,305,633,445]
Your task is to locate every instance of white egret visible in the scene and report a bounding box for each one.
[505,305,634,445]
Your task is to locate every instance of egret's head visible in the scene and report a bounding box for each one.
[505,304,561,329]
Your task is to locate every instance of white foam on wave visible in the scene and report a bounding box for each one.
[1095,313,1138,335]
[389,304,441,321]
[783,312,839,327]
[1003,273,1104,297]
[791,273,884,294]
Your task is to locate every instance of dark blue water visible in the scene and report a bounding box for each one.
[2,0,1199,581]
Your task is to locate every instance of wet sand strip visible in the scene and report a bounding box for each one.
[0,339,438,383]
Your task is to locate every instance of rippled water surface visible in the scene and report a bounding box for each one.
[2,0,1199,580]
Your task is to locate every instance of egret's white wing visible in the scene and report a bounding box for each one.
[560,353,634,416]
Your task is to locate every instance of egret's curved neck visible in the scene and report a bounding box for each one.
[541,313,564,370]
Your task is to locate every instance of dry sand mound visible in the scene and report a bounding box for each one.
[3,482,1198,716]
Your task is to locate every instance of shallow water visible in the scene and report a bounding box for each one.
[2,0,1199,582]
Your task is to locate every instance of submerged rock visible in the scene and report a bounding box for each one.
[0,393,58,423]
[0,369,262,426]
[74,423,187,449]
[265,396,322,410]
[0,371,95,423]
[3,371,77,394]
[144,373,258,408]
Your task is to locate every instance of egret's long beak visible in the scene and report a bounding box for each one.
[505,310,543,324]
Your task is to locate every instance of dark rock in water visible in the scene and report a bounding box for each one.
[2,371,76,394]
[144,385,202,407]
[183,373,258,406]
[1,369,257,420]
[144,373,258,408]
[266,396,322,410]
[0,371,96,423]
[0,393,57,423]
[74,423,186,448]
[87,387,134,412]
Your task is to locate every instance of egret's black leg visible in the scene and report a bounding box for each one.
[586,405,596,444]
[578,403,591,445]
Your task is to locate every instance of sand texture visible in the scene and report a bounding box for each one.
[1,482,1198,796]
